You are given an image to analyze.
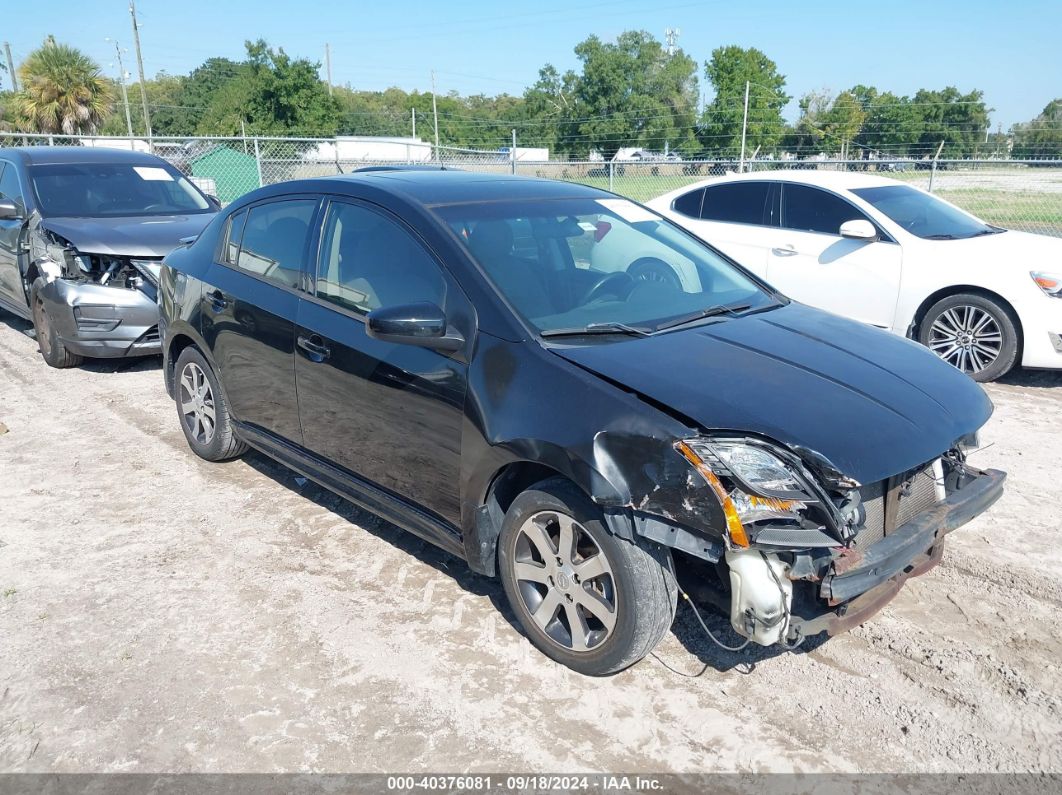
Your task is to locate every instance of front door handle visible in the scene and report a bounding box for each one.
[207,289,229,310]
[297,334,331,362]
[772,244,798,257]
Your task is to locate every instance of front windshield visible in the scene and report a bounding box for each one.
[851,184,1000,240]
[30,162,212,218]
[435,197,776,335]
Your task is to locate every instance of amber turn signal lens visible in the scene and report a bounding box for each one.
[675,441,750,548]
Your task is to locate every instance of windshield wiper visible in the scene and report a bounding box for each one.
[540,321,651,339]
[651,303,753,333]
[924,233,958,240]
[970,226,1006,236]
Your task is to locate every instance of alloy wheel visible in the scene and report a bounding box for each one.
[179,362,217,445]
[927,305,1003,375]
[511,510,617,652]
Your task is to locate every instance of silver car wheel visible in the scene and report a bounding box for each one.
[927,305,1003,375]
[511,510,617,652]
[179,362,217,445]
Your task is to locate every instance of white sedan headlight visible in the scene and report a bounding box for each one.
[1031,271,1062,297]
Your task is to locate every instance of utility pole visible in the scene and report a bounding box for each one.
[128,1,152,147]
[664,27,680,56]
[3,42,17,92]
[107,39,134,139]
[411,108,416,138]
[511,128,517,174]
[739,80,750,172]
[431,71,441,164]
[324,43,333,97]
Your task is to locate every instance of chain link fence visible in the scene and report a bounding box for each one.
[4,132,1061,237]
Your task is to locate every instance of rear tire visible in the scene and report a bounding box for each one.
[174,346,247,462]
[497,477,676,676]
[918,292,1019,382]
[32,291,83,369]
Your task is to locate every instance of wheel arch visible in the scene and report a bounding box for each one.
[164,328,217,398]
[464,448,632,576]
[908,284,1024,354]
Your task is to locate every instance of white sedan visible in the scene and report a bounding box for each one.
[645,171,1062,382]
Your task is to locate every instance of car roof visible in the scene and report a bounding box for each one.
[660,169,904,199]
[317,169,607,206]
[0,146,176,167]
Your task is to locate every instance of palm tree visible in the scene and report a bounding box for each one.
[17,37,113,135]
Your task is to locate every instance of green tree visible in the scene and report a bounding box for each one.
[194,41,339,137]
[1011,99,1062,159]
[700,46,789,157]
[783,89,831,155]
[544,31,698,159]
[911,87,990,158]
[821,91,866,158]
[850,86,922,157]
[100,73,188,136]
[16,37,113,134]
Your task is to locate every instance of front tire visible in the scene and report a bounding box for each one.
[32,292,83,369]
[497,477,676,676]
[919,293,1019,382]
[173,346,247,462]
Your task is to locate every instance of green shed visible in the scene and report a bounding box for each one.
[188,146,259,205]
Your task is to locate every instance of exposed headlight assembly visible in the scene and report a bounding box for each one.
[676,438,819,548]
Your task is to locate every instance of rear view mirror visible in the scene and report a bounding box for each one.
[366,302,465,353]
[839,219,878,240]
[0,200,21,220]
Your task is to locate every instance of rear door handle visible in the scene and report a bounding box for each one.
[207,289,228,310]
[772,244,798,257]
[297,334,331,362]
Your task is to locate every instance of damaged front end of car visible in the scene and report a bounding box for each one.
[594,430,1005,648]
[30,219,163,358]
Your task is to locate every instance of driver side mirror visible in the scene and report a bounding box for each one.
[0,199,22,220]
[839,219,878,241]
[366,302,465,353]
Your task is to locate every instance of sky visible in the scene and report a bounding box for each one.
[4,0,1058,131]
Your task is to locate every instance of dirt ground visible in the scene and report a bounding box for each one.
[0,311,1060,775]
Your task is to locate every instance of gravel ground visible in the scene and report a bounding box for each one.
[0,311,1060,774]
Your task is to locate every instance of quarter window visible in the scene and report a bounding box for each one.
[234,199,317,289]
[316,202,445,316]
[219,209,247,266]
[700,182,772,225]
[782,184,870,236]
[671,188,705,218]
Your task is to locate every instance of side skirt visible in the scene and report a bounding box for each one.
[234,421,468,562]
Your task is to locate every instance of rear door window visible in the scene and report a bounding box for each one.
[781,184,872,236]
[700,182,772,225]
[234,199,318,289]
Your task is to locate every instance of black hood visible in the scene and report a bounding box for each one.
[39,213,215,258]
[551,303,992,485]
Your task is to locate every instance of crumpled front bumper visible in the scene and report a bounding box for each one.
[37,278,161,359]
[792,466,1006,638]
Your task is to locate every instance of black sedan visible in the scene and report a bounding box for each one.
[158,170,1004,675]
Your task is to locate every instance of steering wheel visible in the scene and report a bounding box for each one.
[142,204,167,212]
[581,271,635,304]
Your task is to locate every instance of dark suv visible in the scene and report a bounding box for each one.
[0,147,217,367]
[158,171,1003,676]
